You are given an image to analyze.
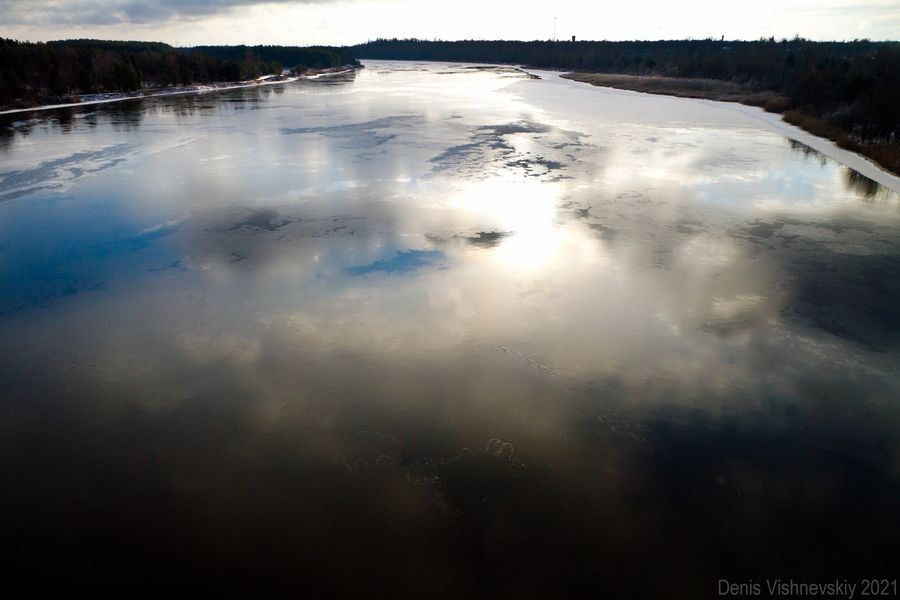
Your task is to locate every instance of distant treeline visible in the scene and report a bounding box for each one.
[0,38,358,107]
[190,45,356,71]
[355,39,900,144]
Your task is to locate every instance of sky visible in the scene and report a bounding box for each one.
[1,0,898,46]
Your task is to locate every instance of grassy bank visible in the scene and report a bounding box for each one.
[781,110,900,175]
[561,73,788,110]
[563,72,899,176]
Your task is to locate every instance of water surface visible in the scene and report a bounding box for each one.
[1,61,898,597]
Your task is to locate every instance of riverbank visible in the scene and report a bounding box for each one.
[0,65,361,116]
[562,72,900,177]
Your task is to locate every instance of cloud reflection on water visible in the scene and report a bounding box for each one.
[0,60,899,595]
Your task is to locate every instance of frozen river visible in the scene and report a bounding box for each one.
[1,60,898,596]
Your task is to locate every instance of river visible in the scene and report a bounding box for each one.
[1,60,898,596]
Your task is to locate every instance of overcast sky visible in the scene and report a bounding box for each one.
[2,0,898,45]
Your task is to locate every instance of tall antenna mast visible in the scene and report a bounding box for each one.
[553,17,557,42]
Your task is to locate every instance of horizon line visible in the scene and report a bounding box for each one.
[5,35,900,47]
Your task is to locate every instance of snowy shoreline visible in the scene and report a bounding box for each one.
[0,66,360,117]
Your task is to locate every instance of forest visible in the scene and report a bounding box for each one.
[0,38,357,108]
[355,39,900,171]
[190,45,356,72]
